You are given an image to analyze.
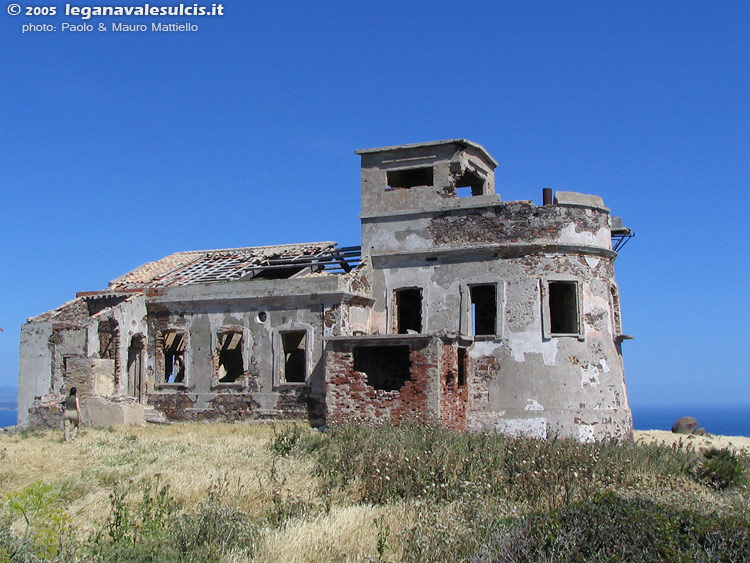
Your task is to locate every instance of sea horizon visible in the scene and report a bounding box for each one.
[631,404,750,437]
[1,404,749,436]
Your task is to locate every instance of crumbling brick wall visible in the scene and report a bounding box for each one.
[438,341,468,431]
[147,393,196,421]
[275,387,324,425]
[208,393,261,421]
[27,397,63,429]
[428,202,608,246]
[325,338,439,425]
[48,323,88,395]
[465,355,500,431]
[97,318,120,388]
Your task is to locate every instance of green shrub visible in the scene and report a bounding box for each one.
[0,522,39,562]
[264,487,314,528]
[475,492,750,562]
[171,494,258,560]
[2,482,73,561]
[86,476,178,561]
[316,423,507,503]
[398,500,510,563]
[86,475,261,562]
[698,448,744,490]
[269,425,304,457]
[268,424,323,458]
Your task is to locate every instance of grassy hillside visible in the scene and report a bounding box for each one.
[1,423,748,562]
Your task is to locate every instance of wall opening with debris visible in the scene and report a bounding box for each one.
[126,334,144,400]
[158,330,187,384]
[453,169,485,197]
[353,345,411,391]
[216,330,243,383]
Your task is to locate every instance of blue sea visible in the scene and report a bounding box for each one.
[632,405,750,437]
[0,410,17,428]
[1,406,748,436]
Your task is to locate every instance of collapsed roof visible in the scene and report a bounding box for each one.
[108,242,361,290]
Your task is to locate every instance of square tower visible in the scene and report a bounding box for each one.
[356,139,499,219]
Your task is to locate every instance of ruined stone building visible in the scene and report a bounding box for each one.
[18,139,634,441]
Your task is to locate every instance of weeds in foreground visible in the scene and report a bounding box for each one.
[268,423,323,458]
[263,434,321,527]
[1,423,748,561]
[373,515,394,562]
[699,447,745,490]
[1,482,73,561]
[87,475,178,561]
[171,490,258,560]
[269,424,304,457]
[86,475,259,562]
[474,492,750,562]
[98,475,176,547]
[314,423,750,561]
[317,423,638,509]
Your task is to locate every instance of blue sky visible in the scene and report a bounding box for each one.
[1,1,748,408]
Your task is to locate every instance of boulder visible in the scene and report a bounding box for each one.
[671,416,699,434]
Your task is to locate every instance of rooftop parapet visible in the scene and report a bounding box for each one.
[362,198,616,258]
[554,191,610,212]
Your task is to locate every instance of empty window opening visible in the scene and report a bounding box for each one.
[62,355,72,380]
[354,346,411,391]
[98,319,118,359]
[457,347,468,387]
[454,169,485,197]
[217,331,244,383]
[470,285,497,336]
[387,167,433,189]
[127,335,144,400]
[549,281,579,334]
[162,331,186,383]
[395,288,422,334]
[282,331,307,383]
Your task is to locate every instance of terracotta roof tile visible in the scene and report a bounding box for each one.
[108,242,338,289]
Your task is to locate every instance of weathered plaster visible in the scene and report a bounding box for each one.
[507,329,559,366]
[496,417,548,439]
[18,139,632,441]
[17,322,53,427]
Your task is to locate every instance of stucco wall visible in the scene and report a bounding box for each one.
[17,322,53,427]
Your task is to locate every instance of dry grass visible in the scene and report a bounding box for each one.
[0,423,320,537]
[635,429,750,456]
[0,422,416,561]
[256,503,411,562]
[2,423,748,561]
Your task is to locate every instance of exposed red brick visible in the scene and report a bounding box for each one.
[325,336,470,431]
